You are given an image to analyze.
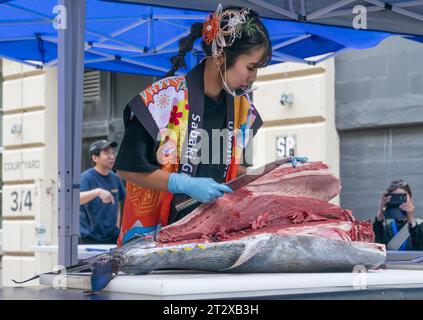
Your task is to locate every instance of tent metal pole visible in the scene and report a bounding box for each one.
[85,48,115,59]
[43,35,146,54]
[272,34,311,50]
[86,16,149,22]
[86,47,180,74]
[121,56,170,73]
[86,30,144,50]
[272,51,310,64]
[0,55,42,68]
[308,0,357,20]
[57,0,86,267]
[96,18,149,44]
[2,3,54,21]
[46,56,115,69]
[44,33,179,56]
[3,1,150,51]
[153,14,206,20]
[312,48,349,64]
[147,7,153,50]
[127,48,178,58]
[300,0,306,17]
[392,6,423,22]
[85,57,115,64]
[364,0,423,22]
[312,6,383,20]
[397,1,423,7]
[41,35,59,43]
[160,20,192,30]
[90,42,147,53]
[43,58,58,68]
[312,0,423,21]
[288,0,296,16]
[0,19,49,25]
[246,0,297,19]
[0,36,35,42]
[270,33,306,41]
[155,30,190,51]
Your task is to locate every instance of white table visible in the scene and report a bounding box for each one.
[39,269,423,299]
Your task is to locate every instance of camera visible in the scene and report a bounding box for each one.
[384,193,407,219]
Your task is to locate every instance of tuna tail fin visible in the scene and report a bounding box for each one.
[89,261,116,293]
[87,253,123,294]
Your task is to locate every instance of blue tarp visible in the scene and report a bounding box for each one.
[1,0,418,76]
[106,0,423,37]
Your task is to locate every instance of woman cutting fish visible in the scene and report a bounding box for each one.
[114,5,272,246]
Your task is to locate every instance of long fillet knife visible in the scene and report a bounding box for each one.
[174,156,299,212]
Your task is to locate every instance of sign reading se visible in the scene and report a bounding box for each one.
[276,135,296,159]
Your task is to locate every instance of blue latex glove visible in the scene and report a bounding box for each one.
[290,156,308,168]
[168,173,233,203]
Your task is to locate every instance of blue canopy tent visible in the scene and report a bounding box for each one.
[1,0,415,73]
[105,0,423,37]
[0,0,422,266]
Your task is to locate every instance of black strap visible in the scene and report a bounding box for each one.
[127,94,160,150]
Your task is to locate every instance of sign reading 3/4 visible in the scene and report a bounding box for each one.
[276,135,297,159]
[10,190,33,212]
[2,184,38,217]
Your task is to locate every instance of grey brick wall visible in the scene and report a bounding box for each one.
[335,36,423,221]
[81,71,155,171]
[340,126,423,221]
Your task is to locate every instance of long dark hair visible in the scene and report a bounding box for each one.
[165,7,272,77]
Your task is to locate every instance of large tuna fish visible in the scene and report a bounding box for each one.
[14,162,386,293]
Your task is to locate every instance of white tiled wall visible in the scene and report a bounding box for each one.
[2,256,38,287]
[253,58,339,204]
[2,59,58,287]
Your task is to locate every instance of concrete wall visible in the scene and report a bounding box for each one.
[336,36,423,220]
[1,60,58,286]
[253,58,340,204]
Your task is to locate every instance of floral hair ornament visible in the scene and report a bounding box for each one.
[202,4,252,56]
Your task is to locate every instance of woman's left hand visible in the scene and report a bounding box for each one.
[400,200,415,224]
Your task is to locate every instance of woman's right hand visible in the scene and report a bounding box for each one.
[377,193,391,221]
[168,173,233,203]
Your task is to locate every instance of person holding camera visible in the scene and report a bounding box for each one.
[373,180,423,251]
